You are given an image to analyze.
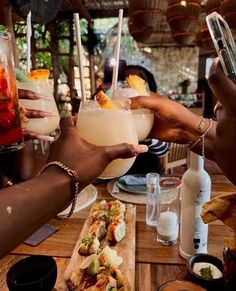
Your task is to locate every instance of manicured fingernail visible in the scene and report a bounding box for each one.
[36,135,54,142]
[33,93,51,100]
[40,111,58,117]
[133,144,148,154]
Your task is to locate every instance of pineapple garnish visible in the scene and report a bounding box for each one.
[126,74,148,95]
[28,69,50,80]
[96,90,116,109]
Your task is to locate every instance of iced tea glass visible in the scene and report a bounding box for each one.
[0,32,24,153]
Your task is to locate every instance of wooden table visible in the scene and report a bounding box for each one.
[0,175,235,290]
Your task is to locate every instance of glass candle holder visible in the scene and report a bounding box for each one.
[0,32,24,153]
[157,177,181,245]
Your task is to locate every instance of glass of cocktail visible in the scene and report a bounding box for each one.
[17,79,60,135]
[110,79,154,142]
[0,32,24,153]
[76,99,138,179]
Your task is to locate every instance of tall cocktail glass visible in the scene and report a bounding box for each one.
[17,80,60,135]
[0,32,24,153]
[76,100,138,179]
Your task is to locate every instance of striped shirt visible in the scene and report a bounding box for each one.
[142,139,170,157]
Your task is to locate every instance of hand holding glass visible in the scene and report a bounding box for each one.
[17,80,60,135]
[76,100,138,178]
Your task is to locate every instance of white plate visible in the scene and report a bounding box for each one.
[58,184,97,217]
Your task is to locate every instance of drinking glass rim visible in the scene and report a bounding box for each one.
[17,79,51,85]
[80,98,132,111]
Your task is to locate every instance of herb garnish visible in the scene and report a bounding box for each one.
[199,266,213,279]
[81,236,93,246]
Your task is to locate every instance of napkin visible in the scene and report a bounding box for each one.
[119,175,147,185]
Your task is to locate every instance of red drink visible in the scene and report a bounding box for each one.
[0,32,23,152]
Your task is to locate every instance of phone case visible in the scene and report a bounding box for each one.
[206,12,236,80]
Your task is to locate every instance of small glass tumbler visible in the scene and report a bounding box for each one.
[146,172,160,227]
[157,178,180,245]
[0,32,24,153]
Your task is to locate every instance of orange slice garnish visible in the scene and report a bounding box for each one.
[96,90,116,109]
[126,74,148,95]
[28,69,50,80]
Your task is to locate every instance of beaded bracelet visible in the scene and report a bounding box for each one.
[38,161,79,219]
[186,118,213,159]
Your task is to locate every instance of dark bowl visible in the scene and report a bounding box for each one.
[6,255,57,291]
[186,253,224,291]
[157,279,206,290]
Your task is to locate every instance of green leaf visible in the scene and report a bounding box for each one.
[0,25,8,37]
[199,266,213,280]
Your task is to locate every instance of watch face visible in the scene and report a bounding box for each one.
[11,0,63,24]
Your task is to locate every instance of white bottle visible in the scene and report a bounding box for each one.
[179,152,211,259]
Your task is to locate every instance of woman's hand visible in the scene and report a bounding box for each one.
[208,58,236,184]
[48,117,148,189]
[18,89,56,141]
[130,92,202,144]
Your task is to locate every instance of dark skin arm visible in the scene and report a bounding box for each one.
[0,117,147,258]
[130,58,236,186]
[130,92,216,161]
[208,58,236,185]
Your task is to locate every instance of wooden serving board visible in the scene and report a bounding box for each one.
[57,203,136,291]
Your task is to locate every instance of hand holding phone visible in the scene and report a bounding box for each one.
[206,12,236,81]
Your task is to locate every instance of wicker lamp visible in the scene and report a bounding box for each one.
[206,0,221,14]
[129,0,167,30]
[220,0,236,29]
[128,18,151,43]
[166,0,201,45]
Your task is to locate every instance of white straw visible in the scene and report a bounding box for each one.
[111,9,123,93]
[73,13,86,103]
[26,11,32,74]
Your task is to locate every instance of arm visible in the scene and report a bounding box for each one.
[0,117,147,258]
[130,93,217,161]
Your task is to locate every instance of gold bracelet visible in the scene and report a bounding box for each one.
[198,116,206,132]
[186,118,213,159]
[38,161,79,219]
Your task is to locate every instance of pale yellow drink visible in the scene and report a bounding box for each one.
[132,109,154,141]
[76,101,138,178]
[18,80,60,135]
[111,86,154,142]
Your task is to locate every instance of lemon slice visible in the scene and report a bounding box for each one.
[28,69,50,80]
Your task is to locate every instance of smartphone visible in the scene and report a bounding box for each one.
[206,11,236,81]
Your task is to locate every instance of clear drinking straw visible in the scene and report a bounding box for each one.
[111,9,123,94]
[74,13,86,103]
[26,11,32,74]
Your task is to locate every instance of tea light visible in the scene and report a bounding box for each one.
[157,211,178,242]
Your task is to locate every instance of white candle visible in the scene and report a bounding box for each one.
[157,211,178,241]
